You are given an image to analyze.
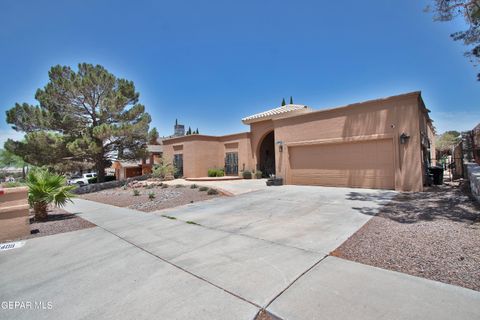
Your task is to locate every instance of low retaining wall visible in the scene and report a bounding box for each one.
[0,187,30,242]
[72,175,151,195]
[466,163,480,202]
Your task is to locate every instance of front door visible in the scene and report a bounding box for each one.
[225,152,238,175]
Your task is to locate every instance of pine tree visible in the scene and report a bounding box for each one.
[187,126,192,135]
[281,98,286,106]
[5,63,151,182]
[195,128,199,134]
[148,127,159,144]
[290,96,293,104]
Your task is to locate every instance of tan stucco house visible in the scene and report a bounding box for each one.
[162,91,435,191]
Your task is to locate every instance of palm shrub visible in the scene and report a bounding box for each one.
[26,169,76,221]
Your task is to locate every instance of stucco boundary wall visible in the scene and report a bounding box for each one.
[72,175,151,195]
[0,187,30,242]
[466,163,480,202]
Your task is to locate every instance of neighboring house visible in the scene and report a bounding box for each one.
[162,91,435,191]
[112,143,163,180]
[112,161,145,180]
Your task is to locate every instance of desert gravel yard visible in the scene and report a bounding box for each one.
[12,207,96,241]
[333,180,480,291]
[80,183,222,212]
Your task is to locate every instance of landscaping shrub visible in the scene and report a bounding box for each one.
[148,192,155,200]
[133,189,140,196]
[208,168,225,177]
[199,186,208,192]
[242,170,252,179]
[175,184,184,188]
[254,170,263,179]
[190,184,198,189]
[145,184,154,189]
[161,184,168,189]
[207,188,218,195]
[152,157,177,180]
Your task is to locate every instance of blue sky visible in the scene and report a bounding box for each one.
[0,0,479,146]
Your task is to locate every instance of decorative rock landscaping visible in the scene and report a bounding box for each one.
[80,180,221,212]
[332,180,480,291]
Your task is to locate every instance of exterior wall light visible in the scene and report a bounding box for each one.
[276,140,284,152]
[400,132,410,144]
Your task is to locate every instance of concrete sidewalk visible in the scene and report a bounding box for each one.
[0,227,258,320]
[2,190,480,320]
[268,256,480,320]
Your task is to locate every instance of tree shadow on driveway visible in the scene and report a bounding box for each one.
[346,181,480,224]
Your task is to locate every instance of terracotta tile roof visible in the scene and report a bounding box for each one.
[242,104,312,124]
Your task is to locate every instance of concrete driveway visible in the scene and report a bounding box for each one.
[1,184,479,319]
[155,185,395,254]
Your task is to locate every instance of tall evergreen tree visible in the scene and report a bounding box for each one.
[195,128,199,134]
[281,98,286,106]
[5,63,151,182]
[148,127,160,144]
[289,96,293,104]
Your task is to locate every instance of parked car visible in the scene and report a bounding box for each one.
[67,173,97,186]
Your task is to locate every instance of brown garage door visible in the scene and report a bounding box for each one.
[288,139,394,189]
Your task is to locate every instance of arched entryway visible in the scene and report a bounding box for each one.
[258,131,275,177]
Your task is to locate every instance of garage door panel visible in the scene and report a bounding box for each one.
[289,139,394,189]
